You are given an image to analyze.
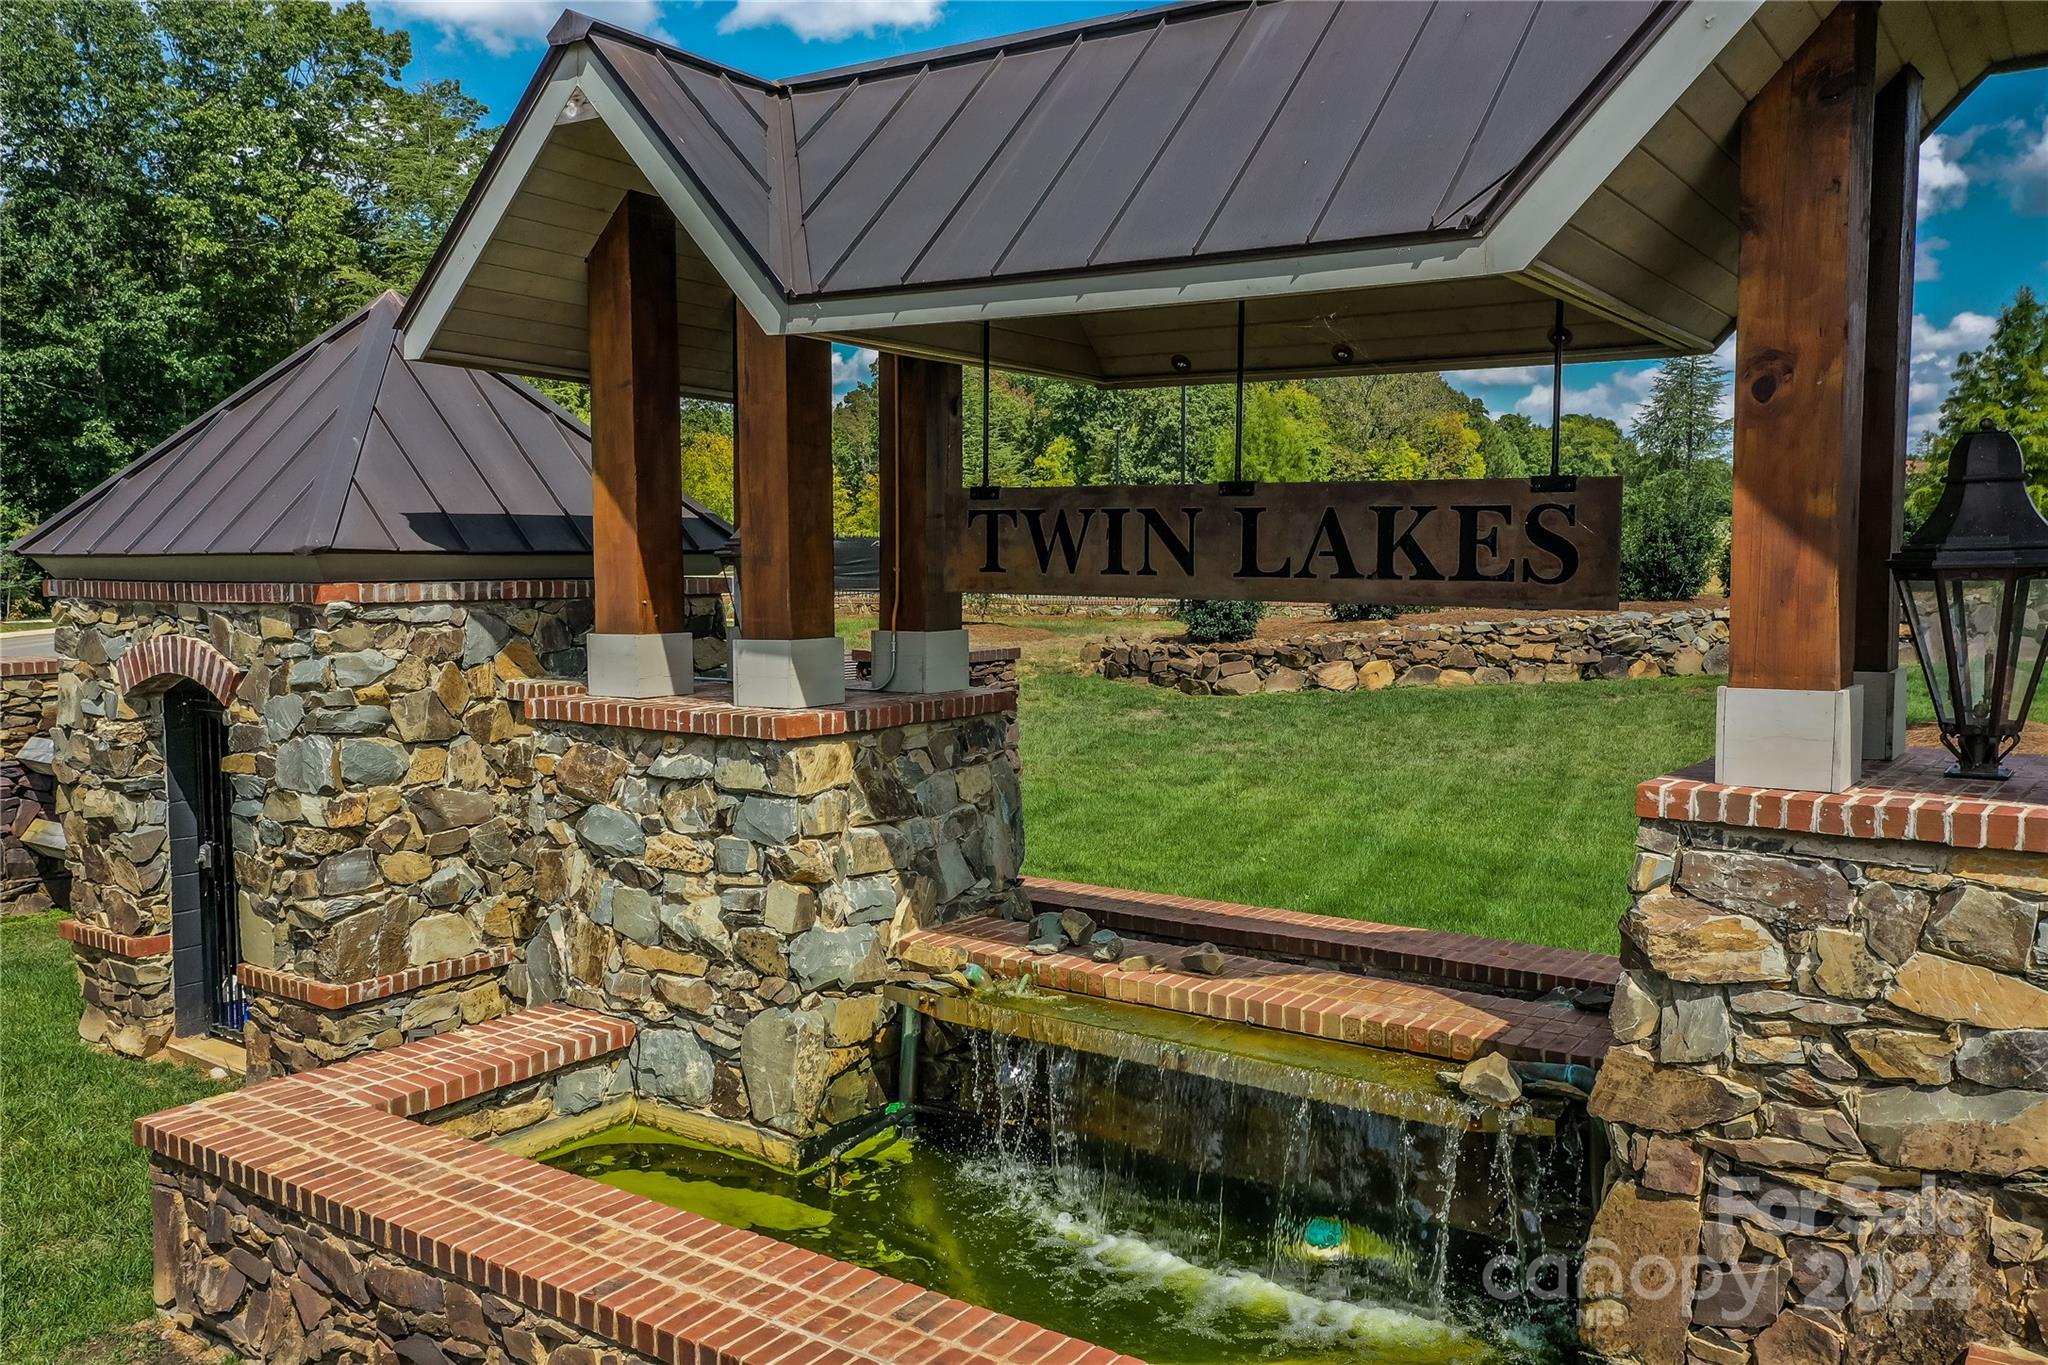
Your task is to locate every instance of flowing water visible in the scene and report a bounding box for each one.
[542,1019,1589,1365]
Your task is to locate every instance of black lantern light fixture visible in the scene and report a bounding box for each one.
[1890,422,2048,779]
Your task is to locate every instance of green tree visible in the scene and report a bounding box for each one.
[1907,286,2048,521]
[0,0,496,530]
[679,431,735,523]
[1631,355,1732,472]
[1208,383,1330,482]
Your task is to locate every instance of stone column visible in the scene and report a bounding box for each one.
[1583,802,2047,1365]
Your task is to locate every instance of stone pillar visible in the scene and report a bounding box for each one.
[1583,796,2047,1365]
[874,353,969,694]
[1722,4,1878,793]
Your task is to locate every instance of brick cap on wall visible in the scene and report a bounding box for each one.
[1024,877,1619,996]
[0,655,62,678]
[238,948,512,1010]
[59,917,173,959]
[902,916,1611,1067]
[1640,749,2048,854]
[510,678,1017,740]
[136,1005,1139,1365]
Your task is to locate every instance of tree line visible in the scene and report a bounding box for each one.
[5,1,2041,616]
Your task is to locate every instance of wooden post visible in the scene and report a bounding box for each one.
[1721,2,1877,790]
[733,308,841,706]
[585,191,692,697]
[874,354,968,692]
[1853,66,1923,762]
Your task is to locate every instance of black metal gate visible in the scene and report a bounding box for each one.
[165,683,244,1039]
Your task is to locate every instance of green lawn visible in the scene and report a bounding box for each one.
[0,619,53,633]
[1,914,231,1363]
[1018,669,1722,955]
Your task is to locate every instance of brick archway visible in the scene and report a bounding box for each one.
[114,635,241,708]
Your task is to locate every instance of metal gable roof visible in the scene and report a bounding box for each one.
[16,291,733,564]
[563,0,1672,301]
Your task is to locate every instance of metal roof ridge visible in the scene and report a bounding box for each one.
[296,292,404,555]
[546,8,780,90]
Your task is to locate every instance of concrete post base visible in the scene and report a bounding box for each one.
[732,637,846,709]
[867,629,970,693]
[587,632,694,698]
[1714,684,1864,792]
[1855,667,1908,763]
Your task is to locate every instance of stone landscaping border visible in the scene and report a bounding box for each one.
[1090,608,1728,695]
[140,1004,1138,1365]
[42,575,728,605]
[3,659,66,912]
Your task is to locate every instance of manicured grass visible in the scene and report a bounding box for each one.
[1017,669,1722,955]
[0,619,53,633]
[1,914,231,1362]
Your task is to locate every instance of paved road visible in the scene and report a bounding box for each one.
[0,628,56,659]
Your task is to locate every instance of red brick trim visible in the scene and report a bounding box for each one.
[239,949,512,1010]
[113,634,241,707]
[517,680,1017,740]
[1962,1346,2047,1365]
[136,1006,1134,1365]
[50,576,729,606]
[1025,878,1620,995]
[59,917,172,958]
[0,655,61,678]
[903,916,1610,1068]
[1640,750,2048,854]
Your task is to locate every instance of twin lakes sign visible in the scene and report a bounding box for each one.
[946,478,1622,610]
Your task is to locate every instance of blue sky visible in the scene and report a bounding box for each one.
[379,0,2047,437]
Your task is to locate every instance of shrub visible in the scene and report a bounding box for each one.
[1174,598,1268,644]
[1328,602,1413,623]
[1619,469,1722,601]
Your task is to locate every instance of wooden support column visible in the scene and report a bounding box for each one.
[732,307,842,707]
[874,354,969,692]
[1721,2,1878,791]
[1853,67,1923,762]
[586,190,692,697]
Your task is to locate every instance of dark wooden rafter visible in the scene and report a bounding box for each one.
[1854,65,1923,677]
[735,310,835,640]
[587,191,687,635]
[878,355,965,634]
[1729,2,1878,692]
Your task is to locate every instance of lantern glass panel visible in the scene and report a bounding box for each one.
[2006,574,2048,731]
[1901,578,1955,727]
[1946,575,2011,729]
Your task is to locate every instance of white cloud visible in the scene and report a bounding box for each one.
[374,0,664,55]
[1914,234,1947,282]
[831,345,877,396]
[718,0,943,42]
[1906,309,1997,437]
[1443,364,1549,387]
[1510,363,1662,428]
[1918,131,1971,219]
[1987,114,2048,216]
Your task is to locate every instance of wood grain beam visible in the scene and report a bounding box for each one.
[735,309,835,640]
[878,354,964,633]
[1854,66,1922,675]
[1729,2,1878,692]
[587,191,685,635]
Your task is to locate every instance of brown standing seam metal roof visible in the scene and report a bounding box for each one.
[549,0,1672,302]
[15,292,733,561]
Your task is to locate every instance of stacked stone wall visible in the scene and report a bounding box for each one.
[152,1159,647,1365]
[1092,608,1729,695]
[1583,821,2047,1365]
[518,711,1025,1140]
[50,592,595,1066]
[2,665,67,911]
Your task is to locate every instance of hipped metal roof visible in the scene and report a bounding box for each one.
[17,292,733,569]
[400,0,2048,394]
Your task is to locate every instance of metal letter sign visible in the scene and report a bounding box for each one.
[946,479,1622,610]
